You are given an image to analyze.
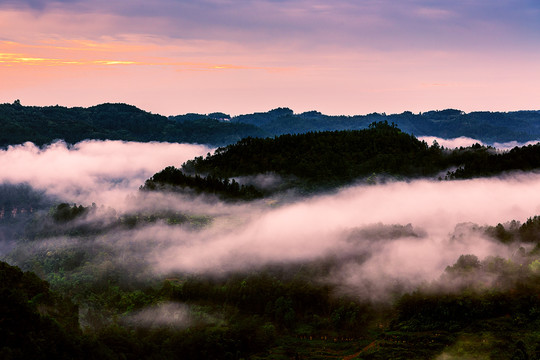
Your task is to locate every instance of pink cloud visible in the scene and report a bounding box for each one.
[0,140,211,206]
[4,140,540,300]
[1,1,539,115]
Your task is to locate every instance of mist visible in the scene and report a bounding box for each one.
[121,302,198,329]
[419,135,540,150]
[3,140,540,300]
[143,175,539,298]
[0,140,211,207]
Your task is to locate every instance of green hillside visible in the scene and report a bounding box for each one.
[2,101,540,147]
[143,122,540,199]
[0,101,266,147]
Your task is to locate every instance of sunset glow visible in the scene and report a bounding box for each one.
[1,1,539,115]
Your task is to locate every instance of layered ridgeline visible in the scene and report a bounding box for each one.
[142,122,540,199]
[2,101,540,147]
[230,107,540,143]
[0,101,266,147]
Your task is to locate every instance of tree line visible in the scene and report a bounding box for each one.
[3,101,540,147]
[144,122,540,199]
[0,102,265,147]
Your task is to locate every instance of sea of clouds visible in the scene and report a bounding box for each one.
[1,138,540,300]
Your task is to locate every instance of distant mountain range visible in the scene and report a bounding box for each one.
[1,101,539,147]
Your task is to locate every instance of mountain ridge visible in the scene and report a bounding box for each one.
[2,100,540,147]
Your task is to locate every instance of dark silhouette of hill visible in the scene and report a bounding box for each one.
[0,260,97,359]
[143,122,540,199]
[142,122,443,198]
[182,122,441,182]
[1,101,540,147]
[231,108,540,143]
[0,101,267,147]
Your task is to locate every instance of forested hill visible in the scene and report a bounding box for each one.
[0,101,266,147]
[2,101,540,147]
[143,122,442,197]
[183,122,440,181]
[230,108,540,143]
[144,122,540,199]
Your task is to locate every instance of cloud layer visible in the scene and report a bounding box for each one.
[418,136,540,150]
[3,140,540,300]
[3,0,539,50]
[0,140,211,206]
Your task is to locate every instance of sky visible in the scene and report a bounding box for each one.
[0,0,539,116]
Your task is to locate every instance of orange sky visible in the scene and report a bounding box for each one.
[1,1,539,116]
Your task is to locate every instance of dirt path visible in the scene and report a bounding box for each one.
[342,340,379,360]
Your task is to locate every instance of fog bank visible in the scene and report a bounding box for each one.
[3,140,540,300]
[418,136,540,150]
[0,140,211,207]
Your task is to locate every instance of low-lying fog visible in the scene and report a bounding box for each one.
[2,138,540,300]
[0,140,212,207]
[418,136,540,150]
